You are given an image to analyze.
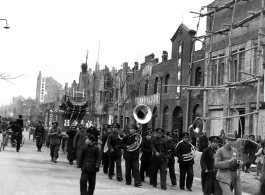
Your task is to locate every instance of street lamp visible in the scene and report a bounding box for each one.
[0,19,9,29]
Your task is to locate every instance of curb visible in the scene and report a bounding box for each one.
[175,171,252,195]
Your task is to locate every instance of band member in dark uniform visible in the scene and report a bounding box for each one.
[176,132,195,191]
[200,136,222,195]
[101,124,112,174]
[120,124,142,187]
[165,132,177,186]
[107,123,123,181]
[140,130,153,184]
[151,128,168,190]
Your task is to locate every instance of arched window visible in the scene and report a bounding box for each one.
[154,77,159,94]
[152,107,158,129]
[164,74,170,93]
[195,67,203,86]
[144,79,149,95]
[163,106,169,131]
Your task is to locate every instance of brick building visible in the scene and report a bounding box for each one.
[134,24,205,135]
[203,0,265,137]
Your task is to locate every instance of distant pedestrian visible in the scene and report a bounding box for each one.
[78,134,101,195]
[242,134,257,173]
[255,140,265,177]
[66,125,77,165]
[48,122,61,163]
[6,121,23,152]
[34,121,45,152]
[86,125,100,144]
[73,125,87,167]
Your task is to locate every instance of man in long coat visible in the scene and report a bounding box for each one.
[66,125,77,165]
[200,136,222,195]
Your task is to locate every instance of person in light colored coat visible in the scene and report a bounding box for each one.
[214,133,239,195]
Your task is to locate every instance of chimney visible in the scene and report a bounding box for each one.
[134,62,139,70]
[162,51,168,62]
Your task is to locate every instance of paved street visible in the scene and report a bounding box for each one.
[0,131,204,195]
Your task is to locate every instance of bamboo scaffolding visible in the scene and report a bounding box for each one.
[254,0,264,138]
[187,0,264,134]
[202,111,258,120]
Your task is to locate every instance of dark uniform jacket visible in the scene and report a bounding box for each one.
[198,136,209,150]
[107,132,122,157]
[151,137,168,162]
[7,124,22,138]
[140,138,152,162]
[120,133,140,160]
[175,140,195,165]
[34,125,45,138]
[78,144,101,172]
[166,140,177,164]
[101,132,110,152]
[16,118,23,129]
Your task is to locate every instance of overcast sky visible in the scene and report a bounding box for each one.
[0,0,213,105]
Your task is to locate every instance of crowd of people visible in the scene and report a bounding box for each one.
[1,115,265,195]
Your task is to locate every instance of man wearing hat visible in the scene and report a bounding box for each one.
[214,133,240,195]
[107,122,123,181]
[101,124,112,174]
[120,124,142,187]
[166,132,177,186]
[48,121,62,163]
[78,134,101,195]
[140,129,153,184]
[151,128,168,190]
[175,132,195,191]
[242,134,258,173]
[200,136,222,195]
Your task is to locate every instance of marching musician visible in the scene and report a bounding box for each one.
[200,136,222,195]
[175,132,194,191]
[140,129,153,184]
[165,132,177,186]
[214,133,240,195]
[120,124,142,187]
[101,124,112,174]
[107,122,123,181]
[151,128,168,190]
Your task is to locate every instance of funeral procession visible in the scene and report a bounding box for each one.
[2,0,265,194]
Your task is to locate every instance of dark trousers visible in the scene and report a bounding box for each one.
[80,171,96,195]
[152,158,167,188]
[179,164,194,189]
[50,144,60,159]
[140,160,151,182]
[102,153,109,174]
[108,156,122,179]
[125,158,141,185]
[36,138,43,150]
[15,136,21,152]
[168,163,177,185]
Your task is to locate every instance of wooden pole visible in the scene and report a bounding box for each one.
[254,0,264,137]
[185,8,203,133]
[224,0,238,134]
[203,8,217,133]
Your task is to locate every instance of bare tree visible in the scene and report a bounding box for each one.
[0,73,24,84]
